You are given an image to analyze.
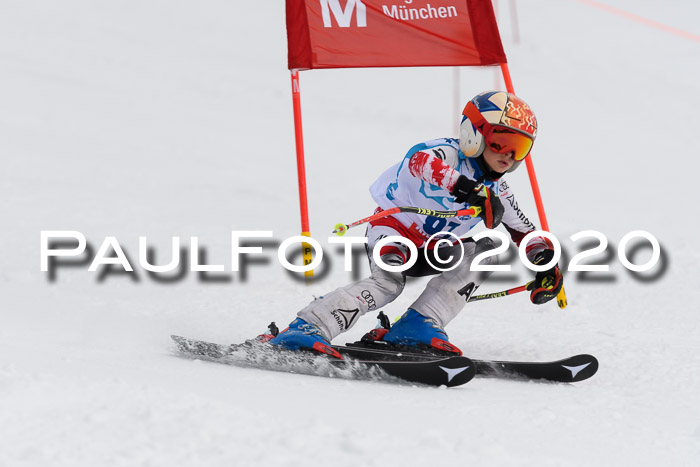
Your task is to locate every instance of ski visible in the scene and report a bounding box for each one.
[171,335,476,388]
[472,353,598,383]
[171,334,598,386]
[340,341,598,383]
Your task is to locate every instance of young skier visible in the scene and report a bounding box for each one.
[269,91,563,358]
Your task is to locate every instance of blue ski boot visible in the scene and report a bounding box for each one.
[382,309,462,355]
[269,318,342,359]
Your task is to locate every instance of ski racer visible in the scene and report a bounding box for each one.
[269,91,564,358]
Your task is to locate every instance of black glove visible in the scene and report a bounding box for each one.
[527,249,563,305]
[450,175,504,229]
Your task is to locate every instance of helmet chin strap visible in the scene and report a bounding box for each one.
[475,155,505,181]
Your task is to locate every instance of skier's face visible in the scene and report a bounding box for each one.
[482,146,515,173]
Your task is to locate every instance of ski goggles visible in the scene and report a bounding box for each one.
[463,102,534,161]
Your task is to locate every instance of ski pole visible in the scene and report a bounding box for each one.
[467,282,533,302]
[333,206,482,236]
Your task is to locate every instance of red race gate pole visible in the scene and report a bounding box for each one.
[290,70,314,279]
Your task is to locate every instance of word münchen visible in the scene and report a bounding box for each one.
[382,2,459,21]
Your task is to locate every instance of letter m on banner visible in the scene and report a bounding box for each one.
[320,0,367,28]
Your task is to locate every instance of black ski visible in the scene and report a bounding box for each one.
[171,335,476,388]
[341,341,598,383]
[471,353,599,383]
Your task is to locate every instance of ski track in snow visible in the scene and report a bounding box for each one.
[2,1,699,465]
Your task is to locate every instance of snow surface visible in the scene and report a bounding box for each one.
[2,0,700,465]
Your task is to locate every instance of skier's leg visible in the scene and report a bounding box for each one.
[383,237,498,352]
[270,225,409,351]
[296,260,404,340]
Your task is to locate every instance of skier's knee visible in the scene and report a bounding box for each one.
[372,269,405,296]
[474,237,500,266]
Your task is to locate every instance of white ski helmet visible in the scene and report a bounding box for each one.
[459,91,537,173]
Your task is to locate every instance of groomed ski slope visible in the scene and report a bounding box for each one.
[2,1,699,465]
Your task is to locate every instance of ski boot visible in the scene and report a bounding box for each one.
[373,309,462,355]
[269,318,342,359]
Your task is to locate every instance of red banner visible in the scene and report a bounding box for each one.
[286,0,506,69]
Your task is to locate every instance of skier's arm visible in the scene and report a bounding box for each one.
[498,181,563,304]
[407,150,461,192]
[408,151,504,228]
[497,179,547,258]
